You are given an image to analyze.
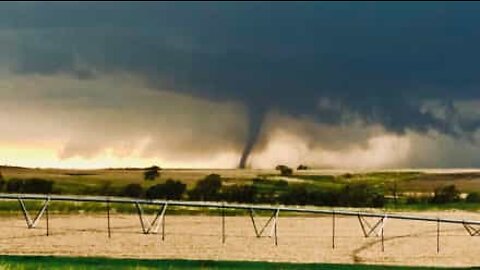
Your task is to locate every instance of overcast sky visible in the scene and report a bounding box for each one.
[1,2,480,169]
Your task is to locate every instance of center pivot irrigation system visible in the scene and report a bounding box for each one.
[1,193,480,253]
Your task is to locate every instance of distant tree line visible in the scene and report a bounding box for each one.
[405,184,480,205]
[1,167,480,208]
[0,178,54,194]
[0,172,386,207]
[120,174,387,208]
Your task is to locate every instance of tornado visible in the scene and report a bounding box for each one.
[239,106,266,169]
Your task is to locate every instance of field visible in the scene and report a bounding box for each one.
[0,212,479,268]
[1,167,480,268]
[0,167,279,196]
[2,166,480,199]
[0,167,275,187]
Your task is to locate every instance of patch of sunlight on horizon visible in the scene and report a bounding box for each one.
[0,143,240,169]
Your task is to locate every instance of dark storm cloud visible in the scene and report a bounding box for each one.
[2,2,480,166]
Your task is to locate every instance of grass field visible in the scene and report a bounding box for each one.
[0,256,458,270]
[2,166,480,211]
[3,166,480,193]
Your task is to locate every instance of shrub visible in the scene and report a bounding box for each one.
[146,165,161,171]
[146,179,186,200]
[371,194,386,208]
[338,183,385,208]
[309,189,340,207]
[144,166,161,181]
[98,181,115,196]
[297,165,309,170]
[274,180,289,188]
[221,184,257,203]
[6,178,23,193]
[252,178,266,185]
[122,183,144,198]
[275,165,293,176]
[406,195,431,205]
[254,189,277,204]
[5,178,54,194]
[22,178,54,194]
[406,196,419,205]
[279,184,310,205]
[430,185,460,204]
[188,174,222,201]
[466,192,480,203]
[0,170,4,191]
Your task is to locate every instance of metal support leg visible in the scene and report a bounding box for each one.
[107,199,111,238]
[463,222,480,236]
[18,198,31,227]
[437,218,440,253]
[273,208,279,246]
[135,202,167,235]
[332,211,336,250]
[157,203,167,241]
[357,213,387,252]
[249,207,280,245]
[18,197,50,229]
[221,202,225,244]
[249,208,260,237]
[151,203,167,235]
[265,210,278,238]
[135,202,147,234]
[46,205,49,236]
[249,208,278,239]
[357,213,387,238]
[358,214,367,237]
[381,223,384,252]
[161,206,166,241]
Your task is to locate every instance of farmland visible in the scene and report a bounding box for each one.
[1,166,480,211]
[3,166,480,193]
[0,212,479,267]
[1,167,480,268]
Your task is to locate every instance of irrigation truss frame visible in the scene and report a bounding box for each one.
[1,193,479,253]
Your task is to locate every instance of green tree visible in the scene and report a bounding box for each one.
[6,178,23,193]
[98,181,114,196]
[22,178,54,194]
[387,180,399,206]
[188,174,222,201]
[144,166,161,181]
[221,184,257,203]
[122,183,144,198]
[297,164,309,170]
[5,178,54,194]
[466,192,480,203]
[279,184,310,205]
[0,170,4,191]
[146,179,186,200]
[339,183,385,208]
[275,165,293,176]
[431,185,460,204]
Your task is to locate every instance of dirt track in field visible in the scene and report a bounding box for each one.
[0,210,479,267]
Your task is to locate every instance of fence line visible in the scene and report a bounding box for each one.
[1,193,479,252]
